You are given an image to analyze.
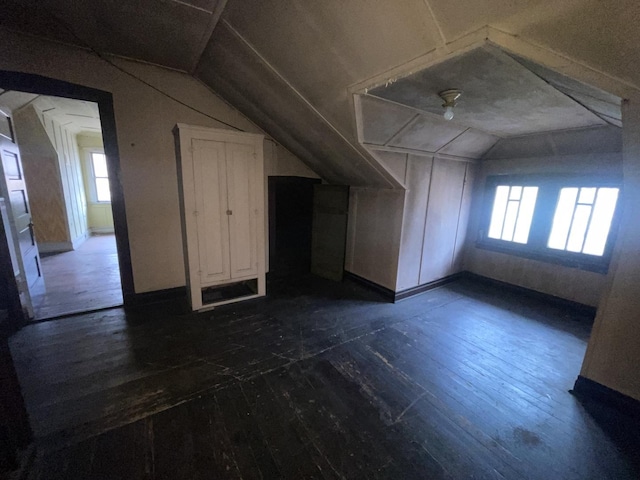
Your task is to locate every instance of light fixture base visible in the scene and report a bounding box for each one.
[438,89,462,108]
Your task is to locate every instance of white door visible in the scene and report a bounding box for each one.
[193,139,231,285]
[226,142,258,279]
[0,108,42,318]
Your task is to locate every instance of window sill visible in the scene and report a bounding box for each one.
[474,240,610,275]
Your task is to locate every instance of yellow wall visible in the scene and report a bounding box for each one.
[0,30,317,293]
[77,134,114,233]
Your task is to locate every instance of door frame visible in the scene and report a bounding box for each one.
[0,70,134,313]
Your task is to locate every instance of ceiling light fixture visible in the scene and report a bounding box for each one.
[439,89,462,121]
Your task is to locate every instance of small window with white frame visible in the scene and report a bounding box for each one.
[90,152,111,203]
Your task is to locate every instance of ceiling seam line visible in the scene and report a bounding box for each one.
[422,0,447,47]
[190,0,228,74]
[221,19,399,187]
[383,113,421,146]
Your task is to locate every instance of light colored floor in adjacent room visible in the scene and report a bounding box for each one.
[31,234,122,320]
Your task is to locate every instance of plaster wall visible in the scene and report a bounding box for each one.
[345,188,403,291]
[579,99,640,400]
[0,30,315,293]
[464,152,622,307]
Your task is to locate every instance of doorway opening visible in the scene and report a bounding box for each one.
[0,71,133,326]
[268,176,320,278]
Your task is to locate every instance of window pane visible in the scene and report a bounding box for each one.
[509,186,522,200]
[548,188,578,250]
[578,187,596,204]
[513,187,538,244]
[502,201,519,241]
[95,177,111,202]
[566,204,591,252]
[583,188,619,256]
[92,153,108,178]
[488,186,509,239]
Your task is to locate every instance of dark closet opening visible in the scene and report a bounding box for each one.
[268,176,320,277]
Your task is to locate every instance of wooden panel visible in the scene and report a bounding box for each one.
[193,139,230,284]
[0,135,42,301]
[2,151,20,180]
[419,158,466,284]
[226,142,258,279]
[311,184,349,281]
[452,164,475,272]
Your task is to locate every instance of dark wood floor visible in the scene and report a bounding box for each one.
[31,234,122,320]
[9,275,640,479]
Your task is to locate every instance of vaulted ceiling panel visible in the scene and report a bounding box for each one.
[1,0,223,71]
[387,115,466,152]
[369,47,606,136]
[437,129,500,158]
[221,0,441,132]
[359,95,418,145]
[196,22,396,187]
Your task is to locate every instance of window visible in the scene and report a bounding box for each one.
[488,185,538,244]
[91,152,111,202]
[548,187,619,256]
[479,175,620,272]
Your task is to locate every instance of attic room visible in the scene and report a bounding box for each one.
[0,1,639,478]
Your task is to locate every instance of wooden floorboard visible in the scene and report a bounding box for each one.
[10,274,640,479]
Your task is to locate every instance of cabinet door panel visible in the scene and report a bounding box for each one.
[419,159,466,284]
[226,142,257,278]
[193,139,231,283]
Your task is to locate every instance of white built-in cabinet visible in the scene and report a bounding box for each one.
[174,124,265,311]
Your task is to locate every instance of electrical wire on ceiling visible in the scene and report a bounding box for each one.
[44,7,245,132]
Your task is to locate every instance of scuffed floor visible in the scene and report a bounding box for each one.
[11,275,640,479]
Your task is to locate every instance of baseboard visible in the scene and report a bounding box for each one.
[90,227,115,234]
[71,233,89,250]
[124,286,187,308]
[572,375,640,419]
[395,273,464,302]
[462,271,597,317]
[38,242,73,254]
[343,271,395,302]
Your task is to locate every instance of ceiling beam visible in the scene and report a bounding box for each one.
[190,0,228,74]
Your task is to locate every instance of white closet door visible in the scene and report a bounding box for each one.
[226,142,258,279]
[193,139,231,284]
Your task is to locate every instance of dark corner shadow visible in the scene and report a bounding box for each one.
[265,272,390,304]
[445,276,594,342]
[570,390,640,476]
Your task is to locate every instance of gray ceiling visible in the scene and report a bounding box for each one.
[368,46,612,137]
[0,0,631,187]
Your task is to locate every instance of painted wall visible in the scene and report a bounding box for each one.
[0,30,317,293]
[38,109,88,249]
[464,152,623,307]
[579,99,640,401]
[77,134,114,234]
[345,188,404,291]
[13,105,70,250]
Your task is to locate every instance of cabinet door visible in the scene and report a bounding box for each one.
[226,142,258,279]
[419,158,466,284]
[193,139,231,284]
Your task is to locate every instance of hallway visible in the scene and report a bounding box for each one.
[31,235,122,320]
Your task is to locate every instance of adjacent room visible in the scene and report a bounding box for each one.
[1,1,639,479]
[0,91,122,320]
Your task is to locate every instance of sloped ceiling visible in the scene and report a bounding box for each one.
[1,0,636,187]
[0,90,101,134]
